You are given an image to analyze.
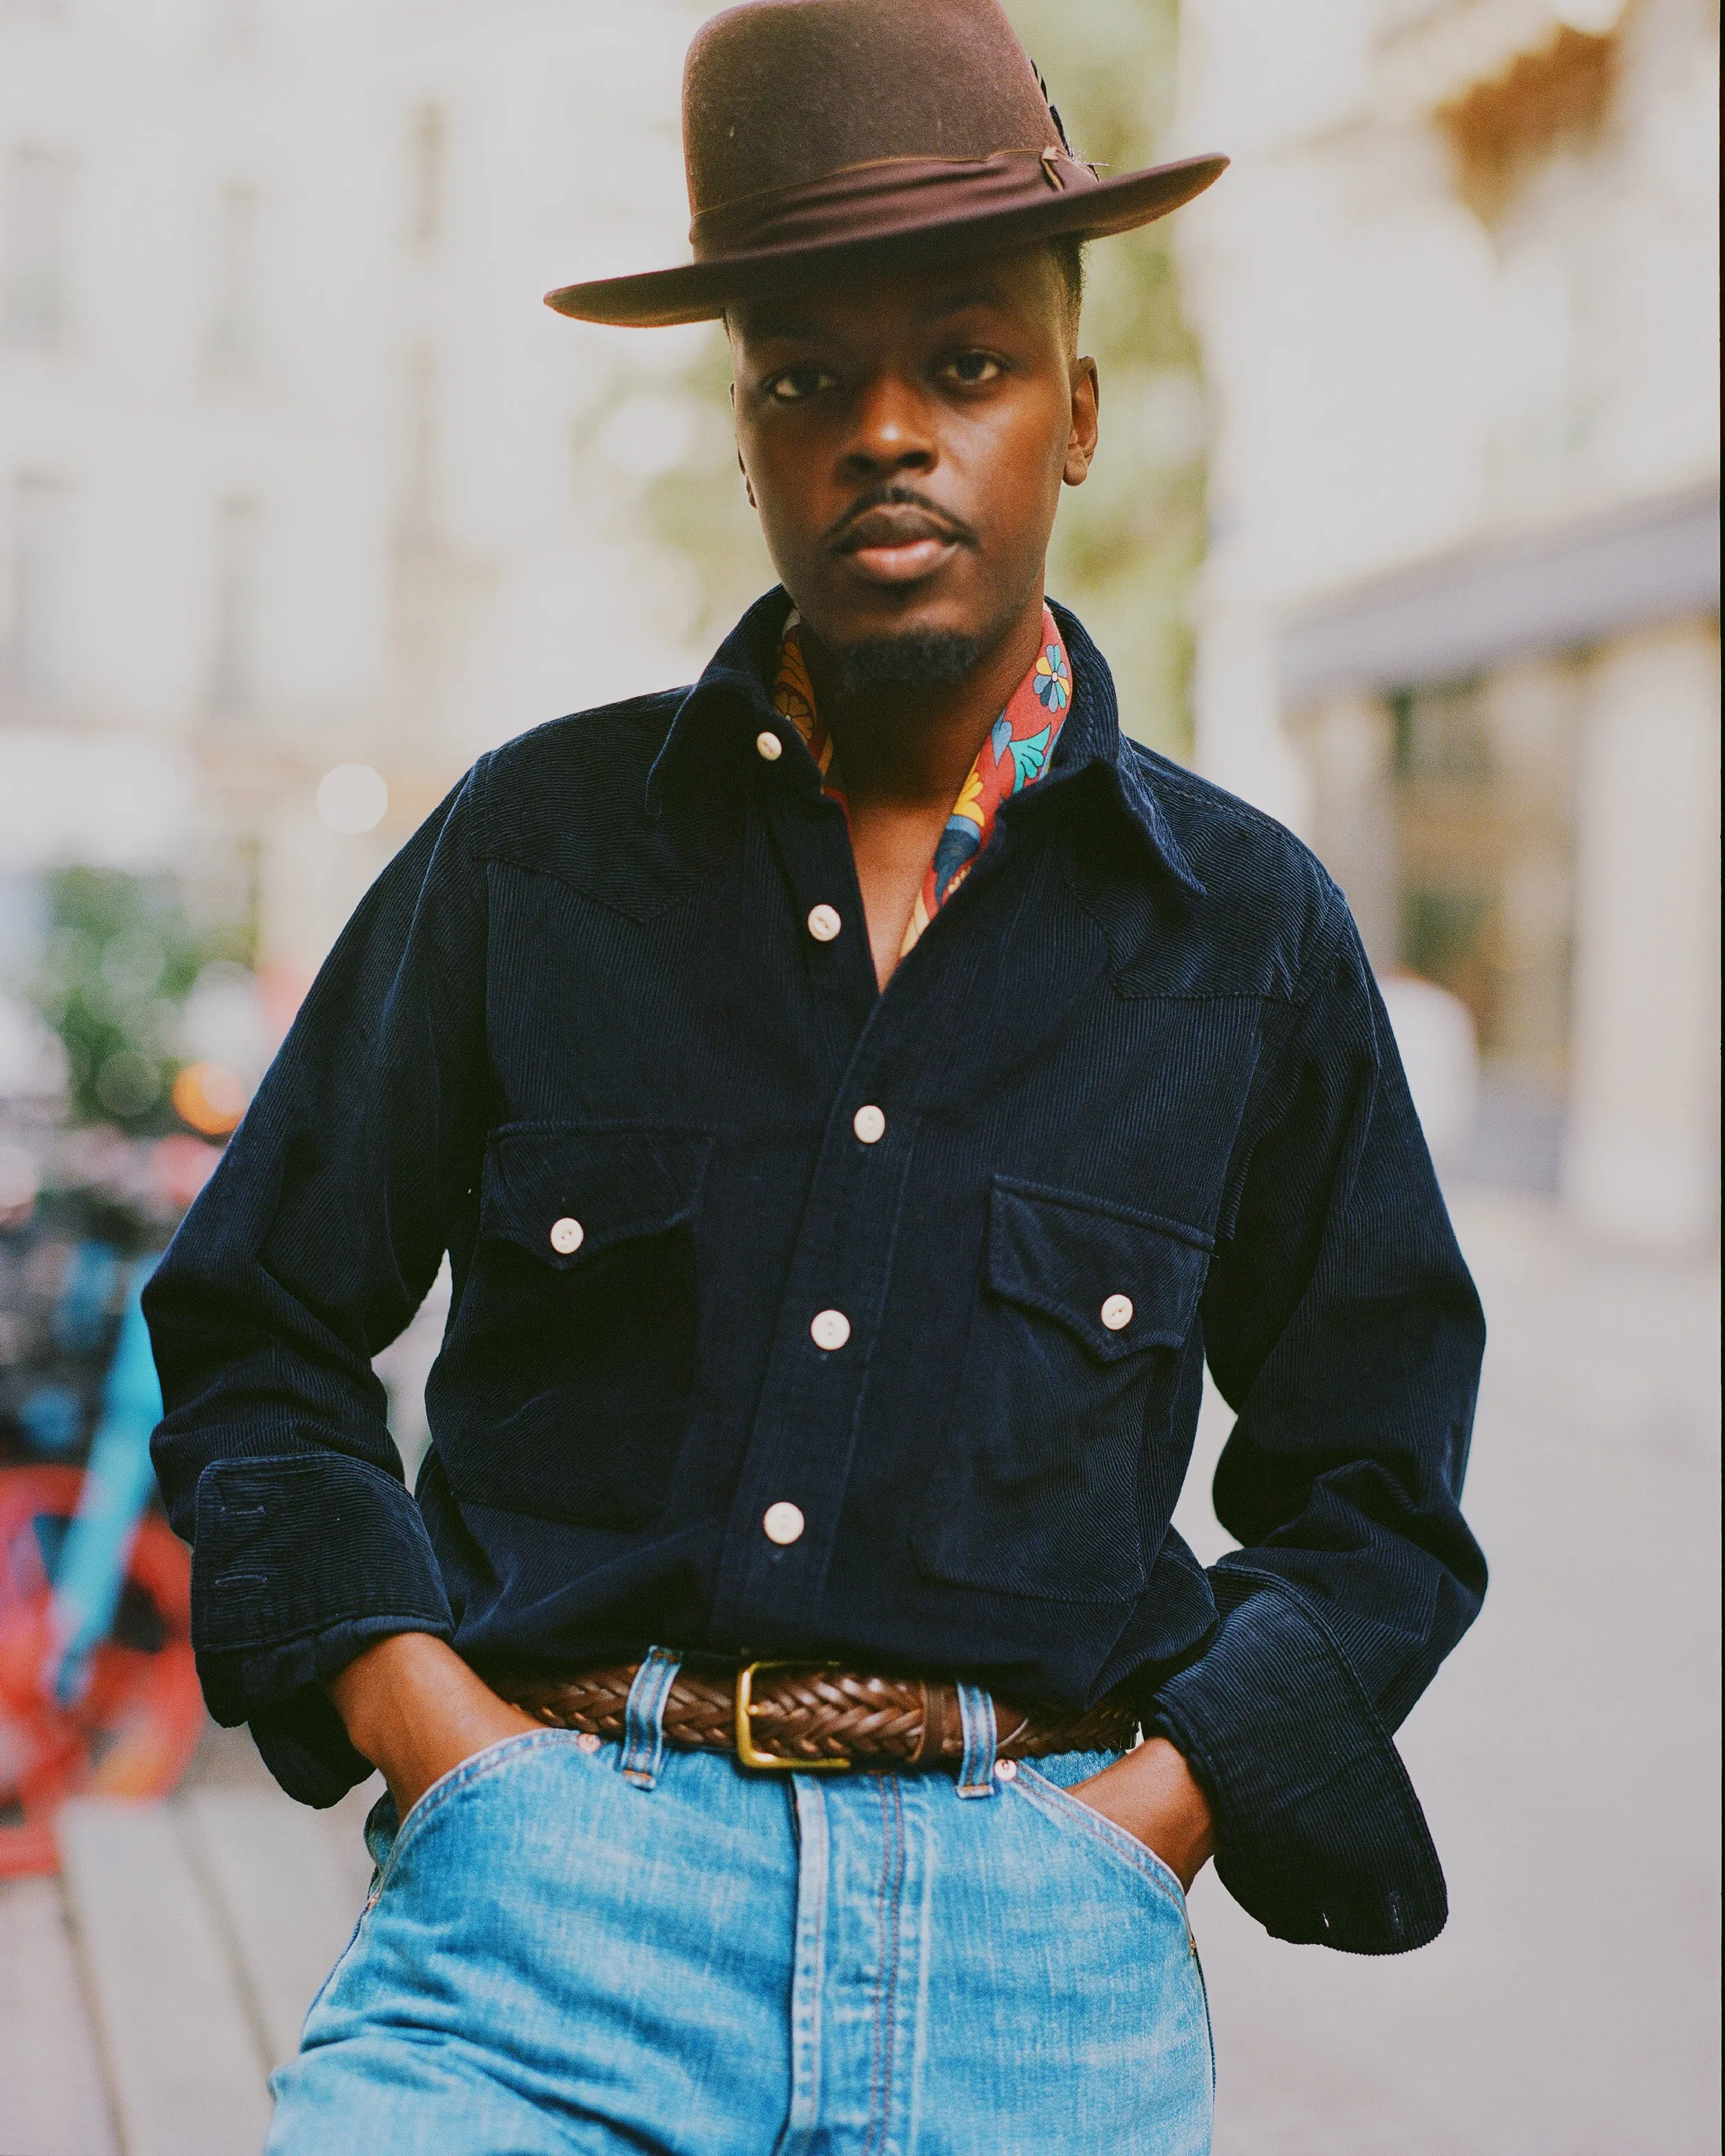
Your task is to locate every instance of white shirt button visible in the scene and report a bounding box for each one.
[994,1757,1018,1781]
[810,1307,851,1352]
[807,903,842,942]
[1100,1293,1134,1332]
[852,1104,886,1145]
[755,729,783,762]
[762,1501,805,1545]
[549,1216,584,1256]
[575,1730,602,1753]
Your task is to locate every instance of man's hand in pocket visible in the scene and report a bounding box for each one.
[1070,1737,1216,1890]
[327,1632,541,1819]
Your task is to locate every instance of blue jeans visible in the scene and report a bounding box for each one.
[268,1664,1213,2153]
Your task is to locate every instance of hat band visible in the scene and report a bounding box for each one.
[689,148,1101,261]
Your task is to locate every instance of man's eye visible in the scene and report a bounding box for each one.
[945,352,1003,386]
[765,364,836,403]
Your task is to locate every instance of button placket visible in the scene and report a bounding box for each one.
[709,1065,921,1635]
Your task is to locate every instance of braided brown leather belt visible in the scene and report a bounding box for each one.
[501,1659,1138,1772]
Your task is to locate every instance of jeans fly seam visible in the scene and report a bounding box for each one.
[865,1774,907,2156]
[783,1776,829,2149]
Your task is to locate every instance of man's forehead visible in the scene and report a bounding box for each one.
[729,253,1054,342]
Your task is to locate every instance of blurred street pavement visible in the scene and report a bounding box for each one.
[1180,1185,1722,2156]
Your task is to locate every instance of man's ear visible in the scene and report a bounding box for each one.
[1064,355,1100,487]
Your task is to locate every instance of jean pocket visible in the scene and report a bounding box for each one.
[1013,1763,1190,1916]
[384,1728,569,1871]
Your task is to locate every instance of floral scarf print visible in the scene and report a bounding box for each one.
[773,602,1074,962]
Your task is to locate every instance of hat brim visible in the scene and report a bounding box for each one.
[545,153,1228,328]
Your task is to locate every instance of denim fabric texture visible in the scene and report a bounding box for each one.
[266,1725,1214,2155]
[145,591,1487,1954]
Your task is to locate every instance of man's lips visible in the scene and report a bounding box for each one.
[831,505,970,584]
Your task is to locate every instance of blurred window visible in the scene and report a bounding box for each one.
[1,145,77,350]
[2,471,71,703]
[407,103,447,252]
[206,181,262,382]
[208,495,264,718]
[1392,669,1579,1096]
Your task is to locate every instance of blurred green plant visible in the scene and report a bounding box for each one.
[26,870,250,1133]
[629,0,1207,758]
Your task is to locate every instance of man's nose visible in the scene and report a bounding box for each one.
[839,370,936,478]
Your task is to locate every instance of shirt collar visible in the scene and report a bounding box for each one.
[1036,600,1205,898]
[649,587,1205,900]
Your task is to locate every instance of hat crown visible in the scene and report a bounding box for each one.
[682,0,1061,217]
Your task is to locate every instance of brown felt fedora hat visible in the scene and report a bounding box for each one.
[545,0,1227,329]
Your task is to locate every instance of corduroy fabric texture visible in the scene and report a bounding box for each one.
[145,591,1486,1955]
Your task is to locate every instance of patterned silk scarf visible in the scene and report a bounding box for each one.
[773,602,1074,961]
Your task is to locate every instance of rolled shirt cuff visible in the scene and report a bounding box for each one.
[1150,1563,1447,1954]
[190,1451,454,1802]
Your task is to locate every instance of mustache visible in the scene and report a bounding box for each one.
[822,484,978,551]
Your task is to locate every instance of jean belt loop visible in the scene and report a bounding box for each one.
[619,1645,682,1790]
[954,1681,998,1799]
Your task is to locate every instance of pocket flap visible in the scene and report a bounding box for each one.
[987,1176,1211,1361]
[480,1124,712,1269]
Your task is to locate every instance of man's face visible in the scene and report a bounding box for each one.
[728,248,1098,675]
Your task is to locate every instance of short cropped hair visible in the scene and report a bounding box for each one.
[1049,233,1087,346]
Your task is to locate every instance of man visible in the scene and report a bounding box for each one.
[146,3,1486,2150]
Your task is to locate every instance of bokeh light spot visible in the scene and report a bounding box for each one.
[172,1060,250,1136]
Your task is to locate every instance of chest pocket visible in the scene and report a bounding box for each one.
[912,1176,1211,1604]
[431,1123,712,1530]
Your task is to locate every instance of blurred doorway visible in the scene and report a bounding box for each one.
[1391,663,1579,1187]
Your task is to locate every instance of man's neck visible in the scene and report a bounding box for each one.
[798,582,1047,813]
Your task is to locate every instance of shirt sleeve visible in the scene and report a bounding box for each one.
[144,767,492,1806]
[1151,892,1488,1953]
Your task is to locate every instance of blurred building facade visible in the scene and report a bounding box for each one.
[0,0,736,1006]
[1177,0,1719,1247]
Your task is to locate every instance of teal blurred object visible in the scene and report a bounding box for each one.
[19,1383,83,1455]
[40,1257,163,1709]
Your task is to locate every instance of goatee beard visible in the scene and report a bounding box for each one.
[833,629,986,695]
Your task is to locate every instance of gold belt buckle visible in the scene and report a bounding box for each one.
[734,1660,852,1771]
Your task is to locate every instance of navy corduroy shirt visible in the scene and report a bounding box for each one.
[146,593,1486,1955]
